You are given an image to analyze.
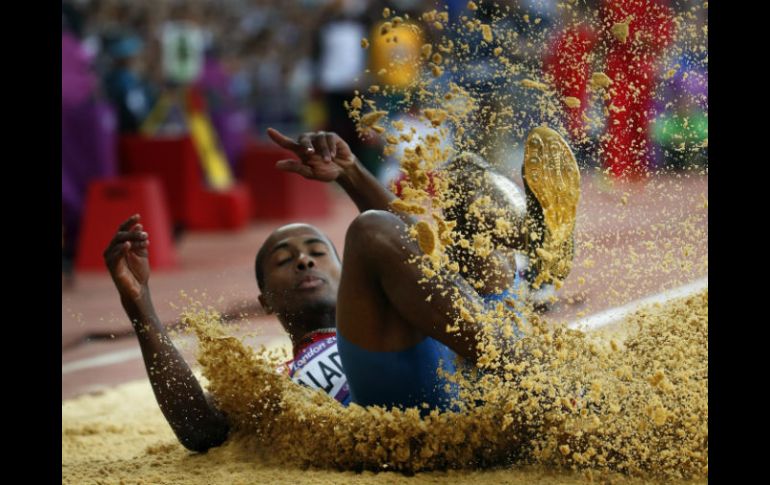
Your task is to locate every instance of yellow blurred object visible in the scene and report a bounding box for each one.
[140,88,234,191]
[140,93,173,136]
[187,111,233,191]
[369,21,423,89]
[303,98,328,130]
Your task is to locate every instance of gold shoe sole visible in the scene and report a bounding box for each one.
[523,126,581,286]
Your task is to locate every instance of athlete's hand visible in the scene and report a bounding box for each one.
[266,128,357,183]
[103,214,150,302]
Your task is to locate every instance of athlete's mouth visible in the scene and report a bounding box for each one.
[296,275,325,290]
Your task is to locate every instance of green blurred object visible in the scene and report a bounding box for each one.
[651,110,708,146]
[162,22,205,85]
[651,110,708,169]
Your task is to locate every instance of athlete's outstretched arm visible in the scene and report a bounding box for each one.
[104,215,229,452]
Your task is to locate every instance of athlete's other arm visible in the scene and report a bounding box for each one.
[266,128,398,215]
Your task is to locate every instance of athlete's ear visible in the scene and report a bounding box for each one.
[258,294,273,314]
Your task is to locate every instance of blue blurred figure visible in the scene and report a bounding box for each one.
[103,35,156,133]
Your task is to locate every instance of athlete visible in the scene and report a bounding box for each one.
[103,125,580,451]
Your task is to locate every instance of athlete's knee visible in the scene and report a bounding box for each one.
[345,209,402,251]
[347,209,401,240]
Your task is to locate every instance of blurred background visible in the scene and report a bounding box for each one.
[62,0,707,399]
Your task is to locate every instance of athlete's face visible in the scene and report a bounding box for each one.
[258,225,341,319]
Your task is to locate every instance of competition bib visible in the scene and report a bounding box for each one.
[289,335,350,405]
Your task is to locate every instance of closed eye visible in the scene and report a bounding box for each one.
[310,252,326,257]
[277,257,292,266]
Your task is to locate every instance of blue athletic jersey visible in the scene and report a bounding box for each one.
[337,332,460,413]
[337,276,526,413]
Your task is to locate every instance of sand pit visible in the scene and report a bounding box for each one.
[63,289,707,485]
[60,381,604,485]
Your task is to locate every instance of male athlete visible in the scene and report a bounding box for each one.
[104,125,580,451]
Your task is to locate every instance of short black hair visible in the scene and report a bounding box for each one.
[254,230,341,293]
[254,242,270,293]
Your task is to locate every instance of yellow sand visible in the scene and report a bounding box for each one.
[63,291,708,484]
[60,380,628,485]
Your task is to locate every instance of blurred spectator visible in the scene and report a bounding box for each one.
[544,0,677,179]
[103,34,156,133]
[62,1,118,274]
[312,0,378,173]
[650,49,708,170]
[196,46,249,171]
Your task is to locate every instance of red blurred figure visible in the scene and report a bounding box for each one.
[543,24,599,141]
[545,0,676,180]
